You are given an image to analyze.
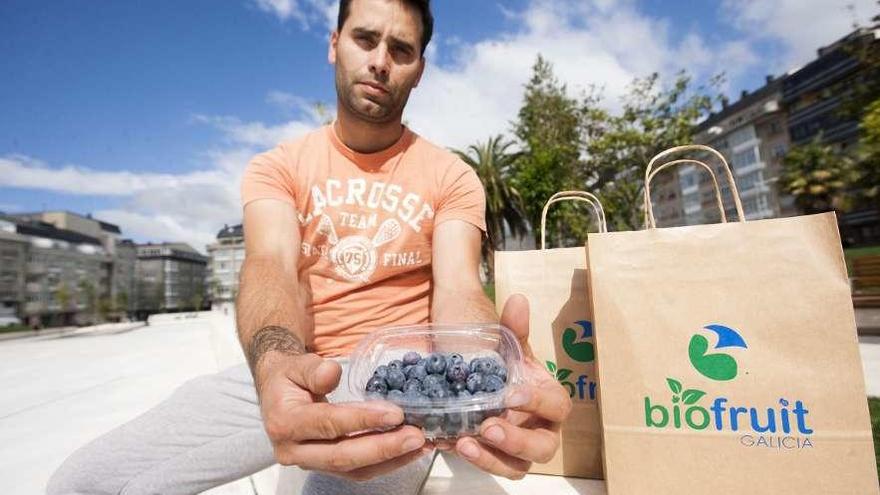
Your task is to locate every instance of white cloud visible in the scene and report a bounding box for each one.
[0,155,222,196]
[251,0,337,30]
[192,114,317,148]
[404,0,753,149]
[721,0,877,70]
[93,209,219,253]
[1,110,321,252]
[252,0,306,24]
[12,0,872,251]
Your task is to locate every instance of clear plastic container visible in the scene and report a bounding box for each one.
[348,323,525,439]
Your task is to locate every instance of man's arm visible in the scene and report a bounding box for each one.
[236,198,311,389]
[431,219,571,480]
[430,219,496,323]
[235,198,428,479]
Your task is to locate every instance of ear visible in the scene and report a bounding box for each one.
[412,56,426,88]
[328,31,339,65]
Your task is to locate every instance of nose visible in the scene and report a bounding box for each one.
[368,43,390,80]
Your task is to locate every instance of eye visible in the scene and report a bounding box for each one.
[354,34,376,49]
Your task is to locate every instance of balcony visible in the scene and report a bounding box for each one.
[734,161,766,177]
[27,263,47,275]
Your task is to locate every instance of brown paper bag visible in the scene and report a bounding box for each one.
[588,145,879,494]
[495,191,607,478]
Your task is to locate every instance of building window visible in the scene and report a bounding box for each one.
[680,172,697,189]
[728,126,756,148]
[737,170,764,190]
[731,147,759,170]
[772,144,787,159]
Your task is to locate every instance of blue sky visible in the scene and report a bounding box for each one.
[1,0,876,251]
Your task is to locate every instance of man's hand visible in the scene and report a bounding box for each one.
[252,328,431,481]
[452,294,572,479]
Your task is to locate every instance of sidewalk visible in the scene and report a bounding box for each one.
[1,312,877,495]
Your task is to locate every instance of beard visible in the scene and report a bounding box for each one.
[335,69,413,124]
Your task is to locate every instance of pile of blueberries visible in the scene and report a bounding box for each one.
[364,351,509,437]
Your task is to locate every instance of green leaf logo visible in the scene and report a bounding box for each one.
[562,320,594,363]
[681,389,706,405]
[687,325,747,381]
[546,360,575,397]
[665,378,707,405]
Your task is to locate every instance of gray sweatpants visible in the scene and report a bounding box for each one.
[46,360,435,495]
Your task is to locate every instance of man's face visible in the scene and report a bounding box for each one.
[329,0,425,124]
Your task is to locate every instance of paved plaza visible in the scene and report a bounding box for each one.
[1,311,878,494]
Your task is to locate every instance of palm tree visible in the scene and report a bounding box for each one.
[780,137,858,214]
[453,135,529,281]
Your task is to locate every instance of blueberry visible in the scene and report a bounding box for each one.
[450,381,467,395]
[483,374,504,393]
[403,351,422,366]
[426,353,447,374]
[442,412,463,435]
[446,362,470,383]
[387,389,405,401]
[388,359,404,373]
[422,373,445,390]
[417,358,427,367]
[373,365,389,379]
[474,357,498,375]
[386,370,406,390]
[457,389,472,399]
[496,366,508,383]
[365,376,388,394]
[448,353,464,365]
[466,372,484,393]
[403,364,414,378]
[428,387,449,399]
[407,364,428,381]
[405,412,426,427]
[404,379,422,394]
[468,358,480,373]
[424,414,444,431]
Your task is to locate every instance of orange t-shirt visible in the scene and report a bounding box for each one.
[240,125,486,357]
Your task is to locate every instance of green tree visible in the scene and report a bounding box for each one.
[154,281,166,312]
[855,99,880,205]
[581,71,719,230]
[840,4,880,119]
[116,290,129,316]
[77,280,97,324]
[512,57,720,235]
[97,296,113,322]
[208,277,222,303]
[191,288,205,311]
[511,56,590,246]
[453,135,528,280]
[780,137,859,214]
[55,282,71,312]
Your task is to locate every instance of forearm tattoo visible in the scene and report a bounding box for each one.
[245,325,306,377]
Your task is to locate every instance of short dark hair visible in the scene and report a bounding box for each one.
[337,0,434,56]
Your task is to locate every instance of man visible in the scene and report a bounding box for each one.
[48,0,571,493]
